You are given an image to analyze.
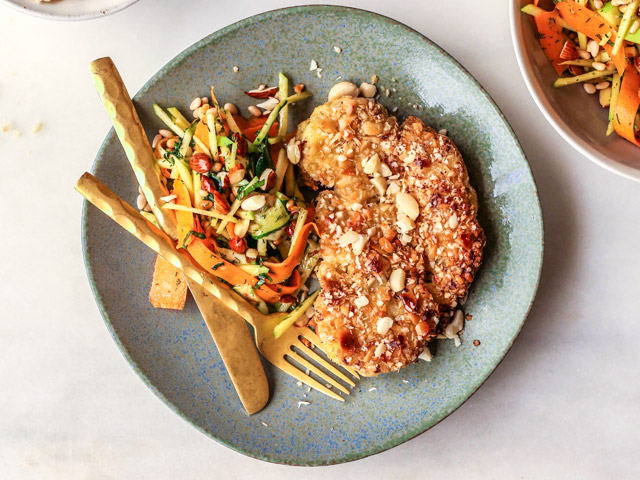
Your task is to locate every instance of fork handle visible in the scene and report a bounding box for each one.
[76,173,267,328]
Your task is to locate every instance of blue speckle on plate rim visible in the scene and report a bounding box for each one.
[81,5,544,466]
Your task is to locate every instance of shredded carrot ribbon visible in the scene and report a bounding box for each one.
[187,238,281,303]
[264,222,317,284]
[535,10,569,75]
[172,179,195,248]
[613,63,640,146]
[556,1,628,76]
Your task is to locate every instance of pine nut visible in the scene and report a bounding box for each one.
[328,81,359,101]
[248,105,262,117]
[619,4,628,12]
[224,102,238,114]
[396,215,416,233]
[159,129,173,138]
[630,20,640,35]
[578,49,591,60]
[354,296,369,308]
[233,219,250,238]
[593,0,603,8]
[583,83,597,94]
[240,194,266,211]
[359,82,377,98]
[136,193,147,210]
[376,317,394,335]
[363,153,381,174]
[592,61,606,71]
[389,269,406,292]
[286,138,301,164]
[395,192,420,220]
[152,133,162,149]
[588,40,600,58]
[201,97,209,105]
[245,248,258,262]
[166,138,177,149]
[190,97,202,110]
[205,107,217,116]
[596,81,610,90]
[370,176,387,196]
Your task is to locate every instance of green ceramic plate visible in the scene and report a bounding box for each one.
[82,6,543,466]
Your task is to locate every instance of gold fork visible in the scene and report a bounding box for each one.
[76,173,359,401]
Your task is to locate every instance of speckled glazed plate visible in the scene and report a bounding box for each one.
[82,6,543,466]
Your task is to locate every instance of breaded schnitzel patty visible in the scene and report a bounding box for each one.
[295,96,484,376]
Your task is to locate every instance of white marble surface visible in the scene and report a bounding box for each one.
[1,1,639,478]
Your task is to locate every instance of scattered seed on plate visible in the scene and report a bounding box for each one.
[473,340,481,347]
[232,66,239,73]
[333,46,342,53]
[310,59,318,71]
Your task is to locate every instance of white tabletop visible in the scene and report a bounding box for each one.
[1,0,639,478]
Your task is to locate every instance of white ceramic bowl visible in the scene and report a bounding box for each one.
[510,0,640,182]
[0,0,139,21]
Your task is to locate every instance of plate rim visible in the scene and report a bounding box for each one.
[0,0,139,21]
[509,0,640,183]
[81,4,544,466]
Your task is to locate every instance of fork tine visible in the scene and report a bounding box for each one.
[294,340,356,388]
[276,358,345,401]
[286,351,351,396]
[300,328,361,379]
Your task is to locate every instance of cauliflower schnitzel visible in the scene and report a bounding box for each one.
[294,95,484,376]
